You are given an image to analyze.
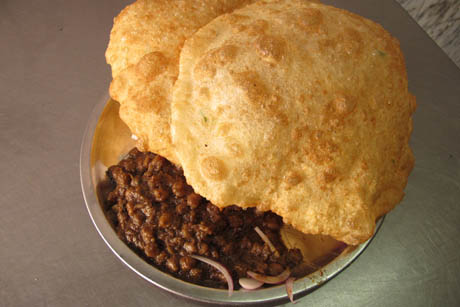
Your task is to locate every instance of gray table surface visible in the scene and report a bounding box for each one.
[1,0,459,306]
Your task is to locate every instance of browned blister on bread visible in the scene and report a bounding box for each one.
[171,0,415,245]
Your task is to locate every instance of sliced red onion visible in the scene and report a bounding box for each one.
[285,277,296,304]
[239,277,264,290]
[254,226,279,257]
[247,268,291,284]
[191,255,233,296]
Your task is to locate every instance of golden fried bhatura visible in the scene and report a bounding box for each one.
[171,0,415,245]
[106,0,257,164]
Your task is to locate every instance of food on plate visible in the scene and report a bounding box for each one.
[106,0,258,164]
[100,0,415,296]
[171,0,415,245]
[103,148,332,290]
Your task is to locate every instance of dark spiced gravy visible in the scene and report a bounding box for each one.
[101,148,306,288]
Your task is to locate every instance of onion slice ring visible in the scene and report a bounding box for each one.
[239,277,264,290]
[247,268,291,284]
[285,277,296,303]
[191,255,233,296]
[254,226,280,257]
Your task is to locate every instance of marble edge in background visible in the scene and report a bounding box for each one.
[396,0,460,68]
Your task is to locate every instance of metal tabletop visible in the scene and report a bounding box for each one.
[1,0,459,306]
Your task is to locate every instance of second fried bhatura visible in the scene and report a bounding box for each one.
[171,0,415,245]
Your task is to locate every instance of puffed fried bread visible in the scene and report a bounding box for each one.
[106,0,258,163]
[171,0,415,245]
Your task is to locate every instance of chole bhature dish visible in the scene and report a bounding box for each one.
[101,0,415,300]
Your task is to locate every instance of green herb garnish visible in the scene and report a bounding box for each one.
[200,110,208,123]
